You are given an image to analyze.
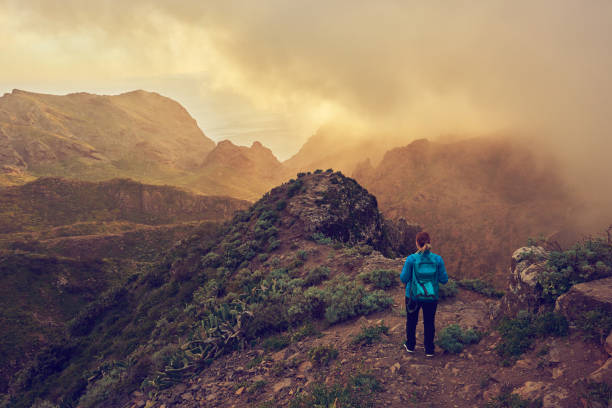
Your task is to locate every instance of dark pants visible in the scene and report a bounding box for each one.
[405,297,438,354]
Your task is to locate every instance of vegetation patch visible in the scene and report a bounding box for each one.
[458,278,504,298]
[485,385,543,408]
[359,269,397,289]
[438,278,458,299]
[290,373,382,408]
[537,237,612,303]
[574,308,612,344]
[308,345,339,367]
[496,311,568,361]
[436,324,482,354]
[351,322,389,346]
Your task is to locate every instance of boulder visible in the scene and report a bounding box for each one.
[554,277,612,321]
[605,332,612,357]
[499,246,548,316]
[589,358,612,386]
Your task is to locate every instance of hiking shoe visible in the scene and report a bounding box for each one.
[404,343,414,353]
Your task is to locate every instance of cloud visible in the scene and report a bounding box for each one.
[2,0,612,203]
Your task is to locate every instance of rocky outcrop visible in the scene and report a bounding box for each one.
[283,172,387,250]
[554,276,612,321]
[499,246,548,316]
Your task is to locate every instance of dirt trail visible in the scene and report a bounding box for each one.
[131,285,607,408]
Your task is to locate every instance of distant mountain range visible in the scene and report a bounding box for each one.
[0,89,579,278]
[353,138,575,281]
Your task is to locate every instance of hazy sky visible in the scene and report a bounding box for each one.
[1,0,611,172]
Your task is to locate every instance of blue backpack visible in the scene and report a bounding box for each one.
[410,254,439,302]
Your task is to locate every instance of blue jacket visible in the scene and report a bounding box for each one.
[400,250,449,299]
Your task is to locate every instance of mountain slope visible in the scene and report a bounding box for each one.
[283,126,392,176]
[186,140,287,200]
[0,89,215,185]
[4,171,418,407]
[353,137,575,283]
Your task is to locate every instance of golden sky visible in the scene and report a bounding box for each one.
[1,0,611,171]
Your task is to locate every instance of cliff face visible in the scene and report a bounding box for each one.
[0,177,250,234]
[0,89,215,183]
[353,137,575,283]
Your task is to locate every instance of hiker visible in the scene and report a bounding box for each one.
[400,231,448,357]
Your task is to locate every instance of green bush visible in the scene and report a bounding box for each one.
[496,311,568,359]
[485,386,543,408]
[458,278,504,298]
[308,345,338,367]
[290,323,320,342]
[311,232,332,245]
[574,308,612,343]
[439,279,458,299]
[436,324,482,354]
[351,322,389,346]
[323,278,393,324]
[290,373,382,408]
[537,237,612,303]
[262,335,291,352]
[304,266,330,287]
[359,269,397,289]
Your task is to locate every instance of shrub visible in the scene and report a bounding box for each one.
[311,232,332,245]
[296,250,308,261]
[287,179,303,197]
[458,278,504,298]
[304,266,330,287]
[436,324,482,354]
[359,269,397,290]
[262,335,291,352]
[290,323,320,342]
[537,237,612,303]
[290,372,382,408]
[439,279,458,299]
[485,386,543,408]
[323,279,393,324]
[574,308,612,343]
[351,322,389,346]
[200,252,222,268]
[496,311,568,359]
[276,200,287,211]
[308,345,338,367]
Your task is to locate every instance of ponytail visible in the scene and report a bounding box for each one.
[415,231,432,253]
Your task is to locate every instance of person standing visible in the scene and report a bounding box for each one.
[400,231,448,357]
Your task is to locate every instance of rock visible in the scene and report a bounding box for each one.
[500,246,548,316]
[181,392,193,401]
[206,393,217,402]
[483,383,502,401]
[514,381,549,399]
[555,277,612,321]
[606,332,612,357]
[589,358,612,386]
[515,358,536,370]
[132,401,145,408]
[547,345,563,363]
[542,388,569,408]
[552,366,565,379]
[235,387,245,396]
[272,350,286,362]
[298,361,313,372]
[390,362,401,374]
[273,378,292,393]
